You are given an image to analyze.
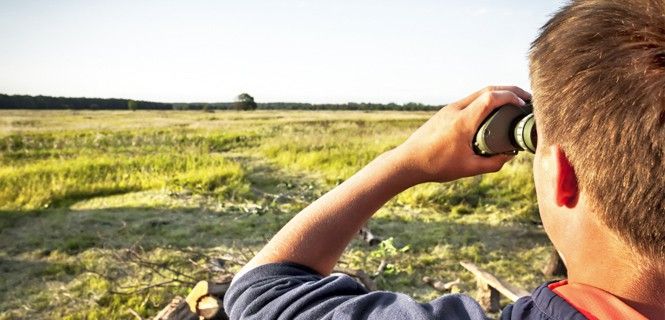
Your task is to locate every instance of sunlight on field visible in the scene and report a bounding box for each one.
[0,110,552,319]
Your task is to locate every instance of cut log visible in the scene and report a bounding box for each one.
[460,262,530,305]
[152,296,198,320]
[154,280,230,320]
[198,296,225,320]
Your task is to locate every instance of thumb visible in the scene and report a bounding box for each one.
[476,153,515,173]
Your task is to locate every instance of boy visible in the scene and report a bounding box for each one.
[224,0,665,318]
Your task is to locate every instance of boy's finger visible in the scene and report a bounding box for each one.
[452,86,531,109]
[467,90,526,124]
[476,153,515,173]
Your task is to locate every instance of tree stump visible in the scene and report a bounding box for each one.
[542,247,567,277]
[460,262,530,313]
[476,279,501,313]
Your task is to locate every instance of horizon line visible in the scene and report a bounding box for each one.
[0,92,444,106]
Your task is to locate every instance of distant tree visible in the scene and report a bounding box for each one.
[234,93,257,111]
[127,100,138,111]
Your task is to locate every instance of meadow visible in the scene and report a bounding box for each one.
[0,110,553,319]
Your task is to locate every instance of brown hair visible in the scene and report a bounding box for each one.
[529,0,665,259]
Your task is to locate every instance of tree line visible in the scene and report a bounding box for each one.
[0,93,440,111]
[0,94,172,110]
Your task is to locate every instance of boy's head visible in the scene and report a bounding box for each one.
[529,0,665,261]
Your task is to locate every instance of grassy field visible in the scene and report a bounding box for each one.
[0,110,553,319]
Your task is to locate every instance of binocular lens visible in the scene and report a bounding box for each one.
[473,103,537,156]
[514,113,537,153]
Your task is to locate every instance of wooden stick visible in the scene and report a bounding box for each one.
[459,261,529,302]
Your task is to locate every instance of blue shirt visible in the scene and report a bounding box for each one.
[223,263,587,320]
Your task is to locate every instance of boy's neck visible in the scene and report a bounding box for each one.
[565,218,665,319]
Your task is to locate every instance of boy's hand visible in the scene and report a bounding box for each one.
[394,86,532,184]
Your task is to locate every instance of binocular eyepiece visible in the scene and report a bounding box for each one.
[473,102,537,156]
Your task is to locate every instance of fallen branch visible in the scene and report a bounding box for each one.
[111,280,182,295]
[128,308,144,320]
[123,246,199,282]
[373,260,387,277]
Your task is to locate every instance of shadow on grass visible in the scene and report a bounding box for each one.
[0,255,80,298]
[0,204,554,318]
[0,206,296,256]
[0,205,298,318]
[0,205,551,275]
[46,187,145,209]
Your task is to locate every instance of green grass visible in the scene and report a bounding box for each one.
[0,151,250,210]
[258,118,420,183]
[0,110,553,319]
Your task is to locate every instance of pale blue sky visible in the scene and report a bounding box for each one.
[0,0,567,104]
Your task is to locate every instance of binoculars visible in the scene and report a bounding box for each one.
[473,102,537,156]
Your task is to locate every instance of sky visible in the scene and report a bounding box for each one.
[0,0,567,104]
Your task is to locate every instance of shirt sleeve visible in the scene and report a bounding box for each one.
[223,262,488,320]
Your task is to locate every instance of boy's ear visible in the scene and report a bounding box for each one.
[554,146,579,208]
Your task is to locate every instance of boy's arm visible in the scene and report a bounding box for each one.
[235,86,531,279]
